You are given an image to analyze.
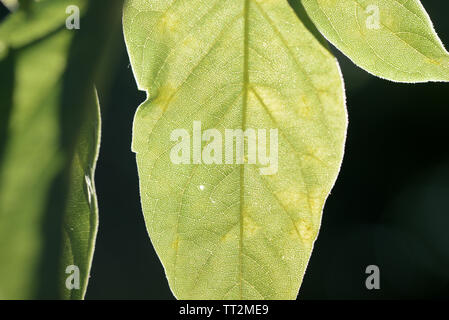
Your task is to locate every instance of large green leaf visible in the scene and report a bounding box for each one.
[301,0,449,82]
[0,0,102,299]
[124,0,347,299]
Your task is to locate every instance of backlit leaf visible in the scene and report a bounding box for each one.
[124,0,347,299]
[301,0,449,82]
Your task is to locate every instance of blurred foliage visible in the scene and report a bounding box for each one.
[0,0,448,299]
[0,0,122,299]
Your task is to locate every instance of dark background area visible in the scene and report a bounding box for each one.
[5,1,445,300]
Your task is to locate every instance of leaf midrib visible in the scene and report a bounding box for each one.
[239,0,250,300]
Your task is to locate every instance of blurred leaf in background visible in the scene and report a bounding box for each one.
[0,0,123,299]
[1,0,17,12]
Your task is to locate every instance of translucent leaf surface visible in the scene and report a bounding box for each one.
[124,0,347,299]
[301,0,449,82]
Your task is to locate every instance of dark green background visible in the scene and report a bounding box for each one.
[2,1,449,300]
